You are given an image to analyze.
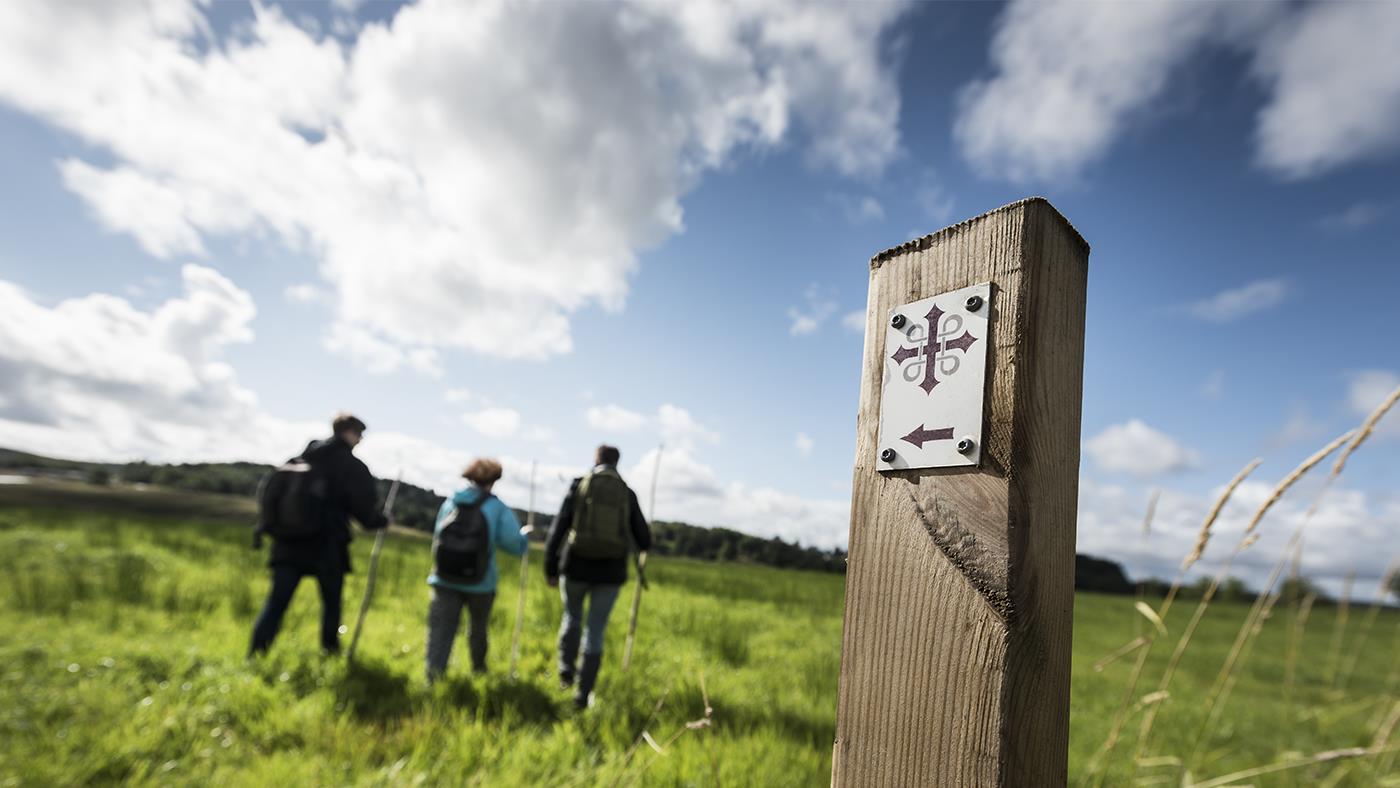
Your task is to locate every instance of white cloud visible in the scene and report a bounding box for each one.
[829,193,884,224]
[657,403,719,449]
[60,160,207,258]
[520,426,555,443]
[1183,278,1290,323]
[1348,370,1400,438]
[284,283,327,304]
[957,1,1400,183]
[842,310,866,334]
[0,0,909,363]
[443,388,473,404]
[625,445,849,548]
[0,265,309,462]
[1317,201,1389,233]
[351,432,578,512]
[1266,406,1324,451]
[1076,474,1399,602]
[586,404,648,433]
[1085,420,1200,478]
[462,407,521,439]
[583,403,717,452]
[955,0,1248,182]
[1252,2,1400,179]
[916,174,954,224]
[323,322,443,378]
[787,284,838,336]
[795,432,814,456]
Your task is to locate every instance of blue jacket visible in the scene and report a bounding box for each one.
[427,486,528,594]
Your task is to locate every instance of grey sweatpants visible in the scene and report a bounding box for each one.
[425,586,496,681]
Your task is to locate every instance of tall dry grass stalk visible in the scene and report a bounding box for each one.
[1134,491,1160,639]
[624,674,715,788]
[1081,461,1259,786]
[1190,582,1287,768]
[1326,570,1356,687]
[1335,559,1399,691]
[1306,383,1400,518]
[1373,699,1400,782]
[1379,620,1400,721]
[1187,745,1400,788]
[1132,431,1352,769]
[1188,534,1301,767]
[1181,460,1263,574]
[1282,589,1317,748]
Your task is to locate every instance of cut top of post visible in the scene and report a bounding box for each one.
[869,196,1090,269]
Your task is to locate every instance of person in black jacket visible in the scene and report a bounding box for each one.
[544,444,652,709]
[249,413,388,656]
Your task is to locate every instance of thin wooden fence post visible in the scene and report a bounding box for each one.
[833,198,1089,786]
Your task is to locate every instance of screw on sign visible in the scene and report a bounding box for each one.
[876,282,991,471]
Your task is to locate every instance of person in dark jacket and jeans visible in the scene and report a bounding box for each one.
[545,444,652,709]
[249,413,388,656]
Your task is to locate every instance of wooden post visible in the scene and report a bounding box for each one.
[833,198,1089,786]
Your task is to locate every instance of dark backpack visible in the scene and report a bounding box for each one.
[255,457,327,543]
[433,496,493,585]
[568,469,631,560]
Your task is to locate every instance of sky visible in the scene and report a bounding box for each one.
[0,0,1397,599]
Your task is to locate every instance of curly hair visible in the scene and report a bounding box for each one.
[462,458,504,486]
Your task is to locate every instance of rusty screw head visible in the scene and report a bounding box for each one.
[965,295,984,312]
[956,437,974,455]
[880,448,896,463]
[890,314,906,329]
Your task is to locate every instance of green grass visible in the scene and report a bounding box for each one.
[1,483,1396,786]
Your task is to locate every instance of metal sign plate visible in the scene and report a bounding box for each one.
[876,283,991,471]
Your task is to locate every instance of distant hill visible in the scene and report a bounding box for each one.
[1,446,1142,586]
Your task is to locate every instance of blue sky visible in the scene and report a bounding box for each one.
[0,0,1396,597]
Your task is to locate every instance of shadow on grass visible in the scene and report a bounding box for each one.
[435,675,560,725]
[336,659,414,722]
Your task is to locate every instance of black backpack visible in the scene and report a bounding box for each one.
[433,496,493,585]
[255,457,327,544]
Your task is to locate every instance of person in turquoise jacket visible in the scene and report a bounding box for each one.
[425,458,529,682]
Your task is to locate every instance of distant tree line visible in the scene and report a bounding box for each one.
[648,521,848,572]
[120,461,269,497]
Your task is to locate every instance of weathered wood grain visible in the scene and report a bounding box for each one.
[833,198,1089,787]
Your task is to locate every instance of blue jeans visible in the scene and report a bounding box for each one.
[558,579,621,674]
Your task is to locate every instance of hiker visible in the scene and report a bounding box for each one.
[249,413,388,656]
[425,458,529,683]
[545,444,652,709]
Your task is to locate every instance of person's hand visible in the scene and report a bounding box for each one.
[520,524,535,536]
[546,575,559,588]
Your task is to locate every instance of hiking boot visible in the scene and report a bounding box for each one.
[558,628,581,685]
[575,652,603,709]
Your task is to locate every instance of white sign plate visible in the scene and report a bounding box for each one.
[876,283,991,471]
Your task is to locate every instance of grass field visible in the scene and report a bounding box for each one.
[1,481,1396,786]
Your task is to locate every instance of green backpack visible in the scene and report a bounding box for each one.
[569,468,631,559]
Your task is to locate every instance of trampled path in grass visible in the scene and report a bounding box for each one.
[1,483,1395,786]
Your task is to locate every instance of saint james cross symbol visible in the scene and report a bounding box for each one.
[890,302,980,394]
[888,301,980,450]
